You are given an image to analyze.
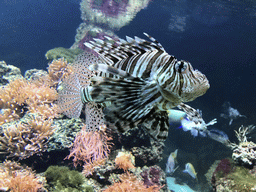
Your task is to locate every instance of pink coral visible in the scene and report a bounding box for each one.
[66,125,112,176]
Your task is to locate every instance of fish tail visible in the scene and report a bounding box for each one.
[57,52,98,118]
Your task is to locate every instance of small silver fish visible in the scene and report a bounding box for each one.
[220,102,246,125]
[166,149,179,175]
[183,162,197,180]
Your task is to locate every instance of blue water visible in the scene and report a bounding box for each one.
[0,0,256,191]
[0,0,81,73]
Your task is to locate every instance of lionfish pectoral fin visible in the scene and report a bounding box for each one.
[57,73,83,118]
[139,110,169,141]
[89,63,132,78]
[90,75,162,125]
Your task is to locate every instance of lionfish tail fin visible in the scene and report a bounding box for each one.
[57,52,100,118]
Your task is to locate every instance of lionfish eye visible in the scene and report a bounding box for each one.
[175,61,188,73]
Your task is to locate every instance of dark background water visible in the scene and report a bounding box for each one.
[0,0,255,188]
[0,0,81,73]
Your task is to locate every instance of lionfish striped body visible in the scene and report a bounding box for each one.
[57,33,209,141]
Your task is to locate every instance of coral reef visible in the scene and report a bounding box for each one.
[214,166,256,191]
[115,151,135,171]
[0,115,54,159]
[103,172,162,192]
[227,125,256,167]
[47,58,73,84]
[71,24,117,51]
[0,75,58,125]
[80,0,151,30]
[0,61,23,86]
[140,165,165,189]
[44,165,92,192]
[0,160,44,191]
[45,47,83,63]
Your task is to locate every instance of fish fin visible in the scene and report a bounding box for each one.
[84,34,165,67]
[90,75,162,123]
[85,102,105,132]
[229,119,233,125]
[57,52,100,118]
[57,73,83,118]
[139,110,169,141]
[89,63,132,78]
[173,165,179,173]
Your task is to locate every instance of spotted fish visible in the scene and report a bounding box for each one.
[57,33,210,141]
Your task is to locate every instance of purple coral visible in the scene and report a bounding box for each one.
[211,158,234,187]
[141,166,161,188]
[90,0,129,17]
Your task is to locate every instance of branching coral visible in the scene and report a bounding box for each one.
[0,116,54,159]
[0,160,43,192]
[227,125,256,166]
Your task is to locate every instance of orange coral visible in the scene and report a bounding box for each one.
[47,58,73,83]
[103,173,162,192]
[0,160,43,192]
[0,116,54,159]
[115,151,135,171]
[0,78,58,125]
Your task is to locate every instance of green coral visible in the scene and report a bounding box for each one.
[45,47,83,63]
[45,165,93,192]
[227,166,256,191]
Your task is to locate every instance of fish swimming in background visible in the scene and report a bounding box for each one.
[220,102,246,125]
[207,129,230,146]
[178,103,217,137]
[167,109,187,123]
[166,149,179,175]
[57,33,210,141]
[183,163,197,180]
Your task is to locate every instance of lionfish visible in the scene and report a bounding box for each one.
[57,33,210,141]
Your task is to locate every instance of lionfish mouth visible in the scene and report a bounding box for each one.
[180,68,210,101]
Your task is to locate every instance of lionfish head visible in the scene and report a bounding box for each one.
[163,60,209,103]
[176,60,209,102]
